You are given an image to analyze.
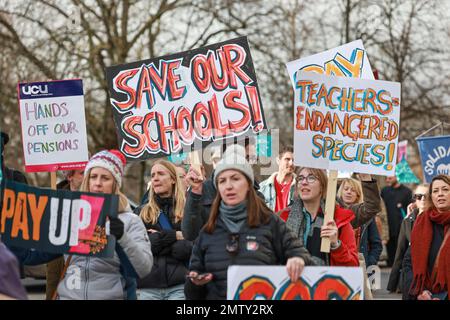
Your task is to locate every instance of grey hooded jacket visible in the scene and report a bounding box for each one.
[56,210,153,300]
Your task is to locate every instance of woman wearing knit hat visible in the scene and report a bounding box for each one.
[12,150,153,300]
[185,145,314,300]
[135,160,192,300]
[54,149,153,299]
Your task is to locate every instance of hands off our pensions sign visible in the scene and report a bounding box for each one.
[294,71,401,176]
[17,79,89,172]
[106,36,266,161]
[0,180,118,257]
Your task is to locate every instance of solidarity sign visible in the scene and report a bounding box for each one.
[416,135,450,182]
[17,79,89,172]
[0,180,117,257]
[293,71,401,176]
[106,36,266,160]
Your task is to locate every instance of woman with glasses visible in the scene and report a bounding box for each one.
[402,176,449,300]
[282,167,359,266]
[387,184,428,295]
[135,160,192,300]
[185,145,314,300]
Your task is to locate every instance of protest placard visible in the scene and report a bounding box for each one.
[0,180,117,257]
[17,79,89,173]
[227,266,363,300]
[106,36,266,161]
[416,135,450,182]
[397,140,408,162]
[286,39,374,88]
[294,71,401,176]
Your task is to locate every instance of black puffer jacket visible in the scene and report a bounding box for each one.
[182,172,265,241]
[136,196,193,289]
[185,213,314,300]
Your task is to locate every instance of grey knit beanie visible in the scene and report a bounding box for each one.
[213,144,254,188]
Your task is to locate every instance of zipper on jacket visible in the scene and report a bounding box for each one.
[84,257,90,300]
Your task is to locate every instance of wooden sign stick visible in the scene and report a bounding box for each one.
[50,171,57,190]
[189,150,204,180]
[320,170,338,253]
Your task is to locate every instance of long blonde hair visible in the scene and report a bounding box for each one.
[337,178,363,204]
[139,160,186,225]
[80,168,129,213]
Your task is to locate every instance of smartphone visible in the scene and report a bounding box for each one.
[186,273,208,280]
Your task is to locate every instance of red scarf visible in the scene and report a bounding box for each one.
[410,209,450,295]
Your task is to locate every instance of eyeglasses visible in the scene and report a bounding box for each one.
[413,193,426,201]
[298,175,317,184]
[226,233,239,254]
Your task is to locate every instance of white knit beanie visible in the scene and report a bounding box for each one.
[214,144,254,188]
[85,150,126,187]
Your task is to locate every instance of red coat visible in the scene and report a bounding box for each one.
[279,204,359,267]
[330,205,359,267]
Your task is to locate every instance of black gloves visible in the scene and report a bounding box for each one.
[109,217,124,240]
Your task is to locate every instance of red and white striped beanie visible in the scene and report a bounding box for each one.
[85,150,126,187]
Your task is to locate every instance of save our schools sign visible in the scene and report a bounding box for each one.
[17,79,89,172]
[0,180,117,257]
[293,71,401,176]
[227,266,363,300]
[416,135,450,183]
[106,36,267,161]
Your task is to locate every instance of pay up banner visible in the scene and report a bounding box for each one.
[294,71,401,176]
[106,36,266,161]
[416,135,450,183]
[286,39,374,89]
[0,180,117,257]
[17,79,89,172]
[227,266,363,300]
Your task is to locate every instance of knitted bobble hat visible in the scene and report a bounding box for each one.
[85,149,126,187]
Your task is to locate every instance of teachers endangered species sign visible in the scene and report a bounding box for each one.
[18,79,89,172]
[294,71,401,176]
[0,180,118,257]
[106,36,266,160]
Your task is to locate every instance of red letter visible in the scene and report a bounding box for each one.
[111,69,138,111]
[245,86,265,133]
[193,102,213,140]
[191,55,211,93]
[224,90,251,132]
[136,66,155,110]
[122,115,147,158]
[208,94,230,138]
[222,44,252,88]
[157,109,181,154]
[208,49,229,91]
[176,107,194,144]
[167,60,186,100]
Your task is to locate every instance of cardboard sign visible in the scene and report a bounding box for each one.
[227,266,363,300]
[0,180,118,257]
[293,71,401,176]
[416,135,450,182]
[17,79,89,172]
[106,36,266,161]
[397,140,408,162]
[286,39,374,88]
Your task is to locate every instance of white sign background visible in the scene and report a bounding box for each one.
[294,71,401,176]
[227,266,364,300]
[286,39,374,89]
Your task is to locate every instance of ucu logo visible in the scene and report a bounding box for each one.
[22,84,49,95]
